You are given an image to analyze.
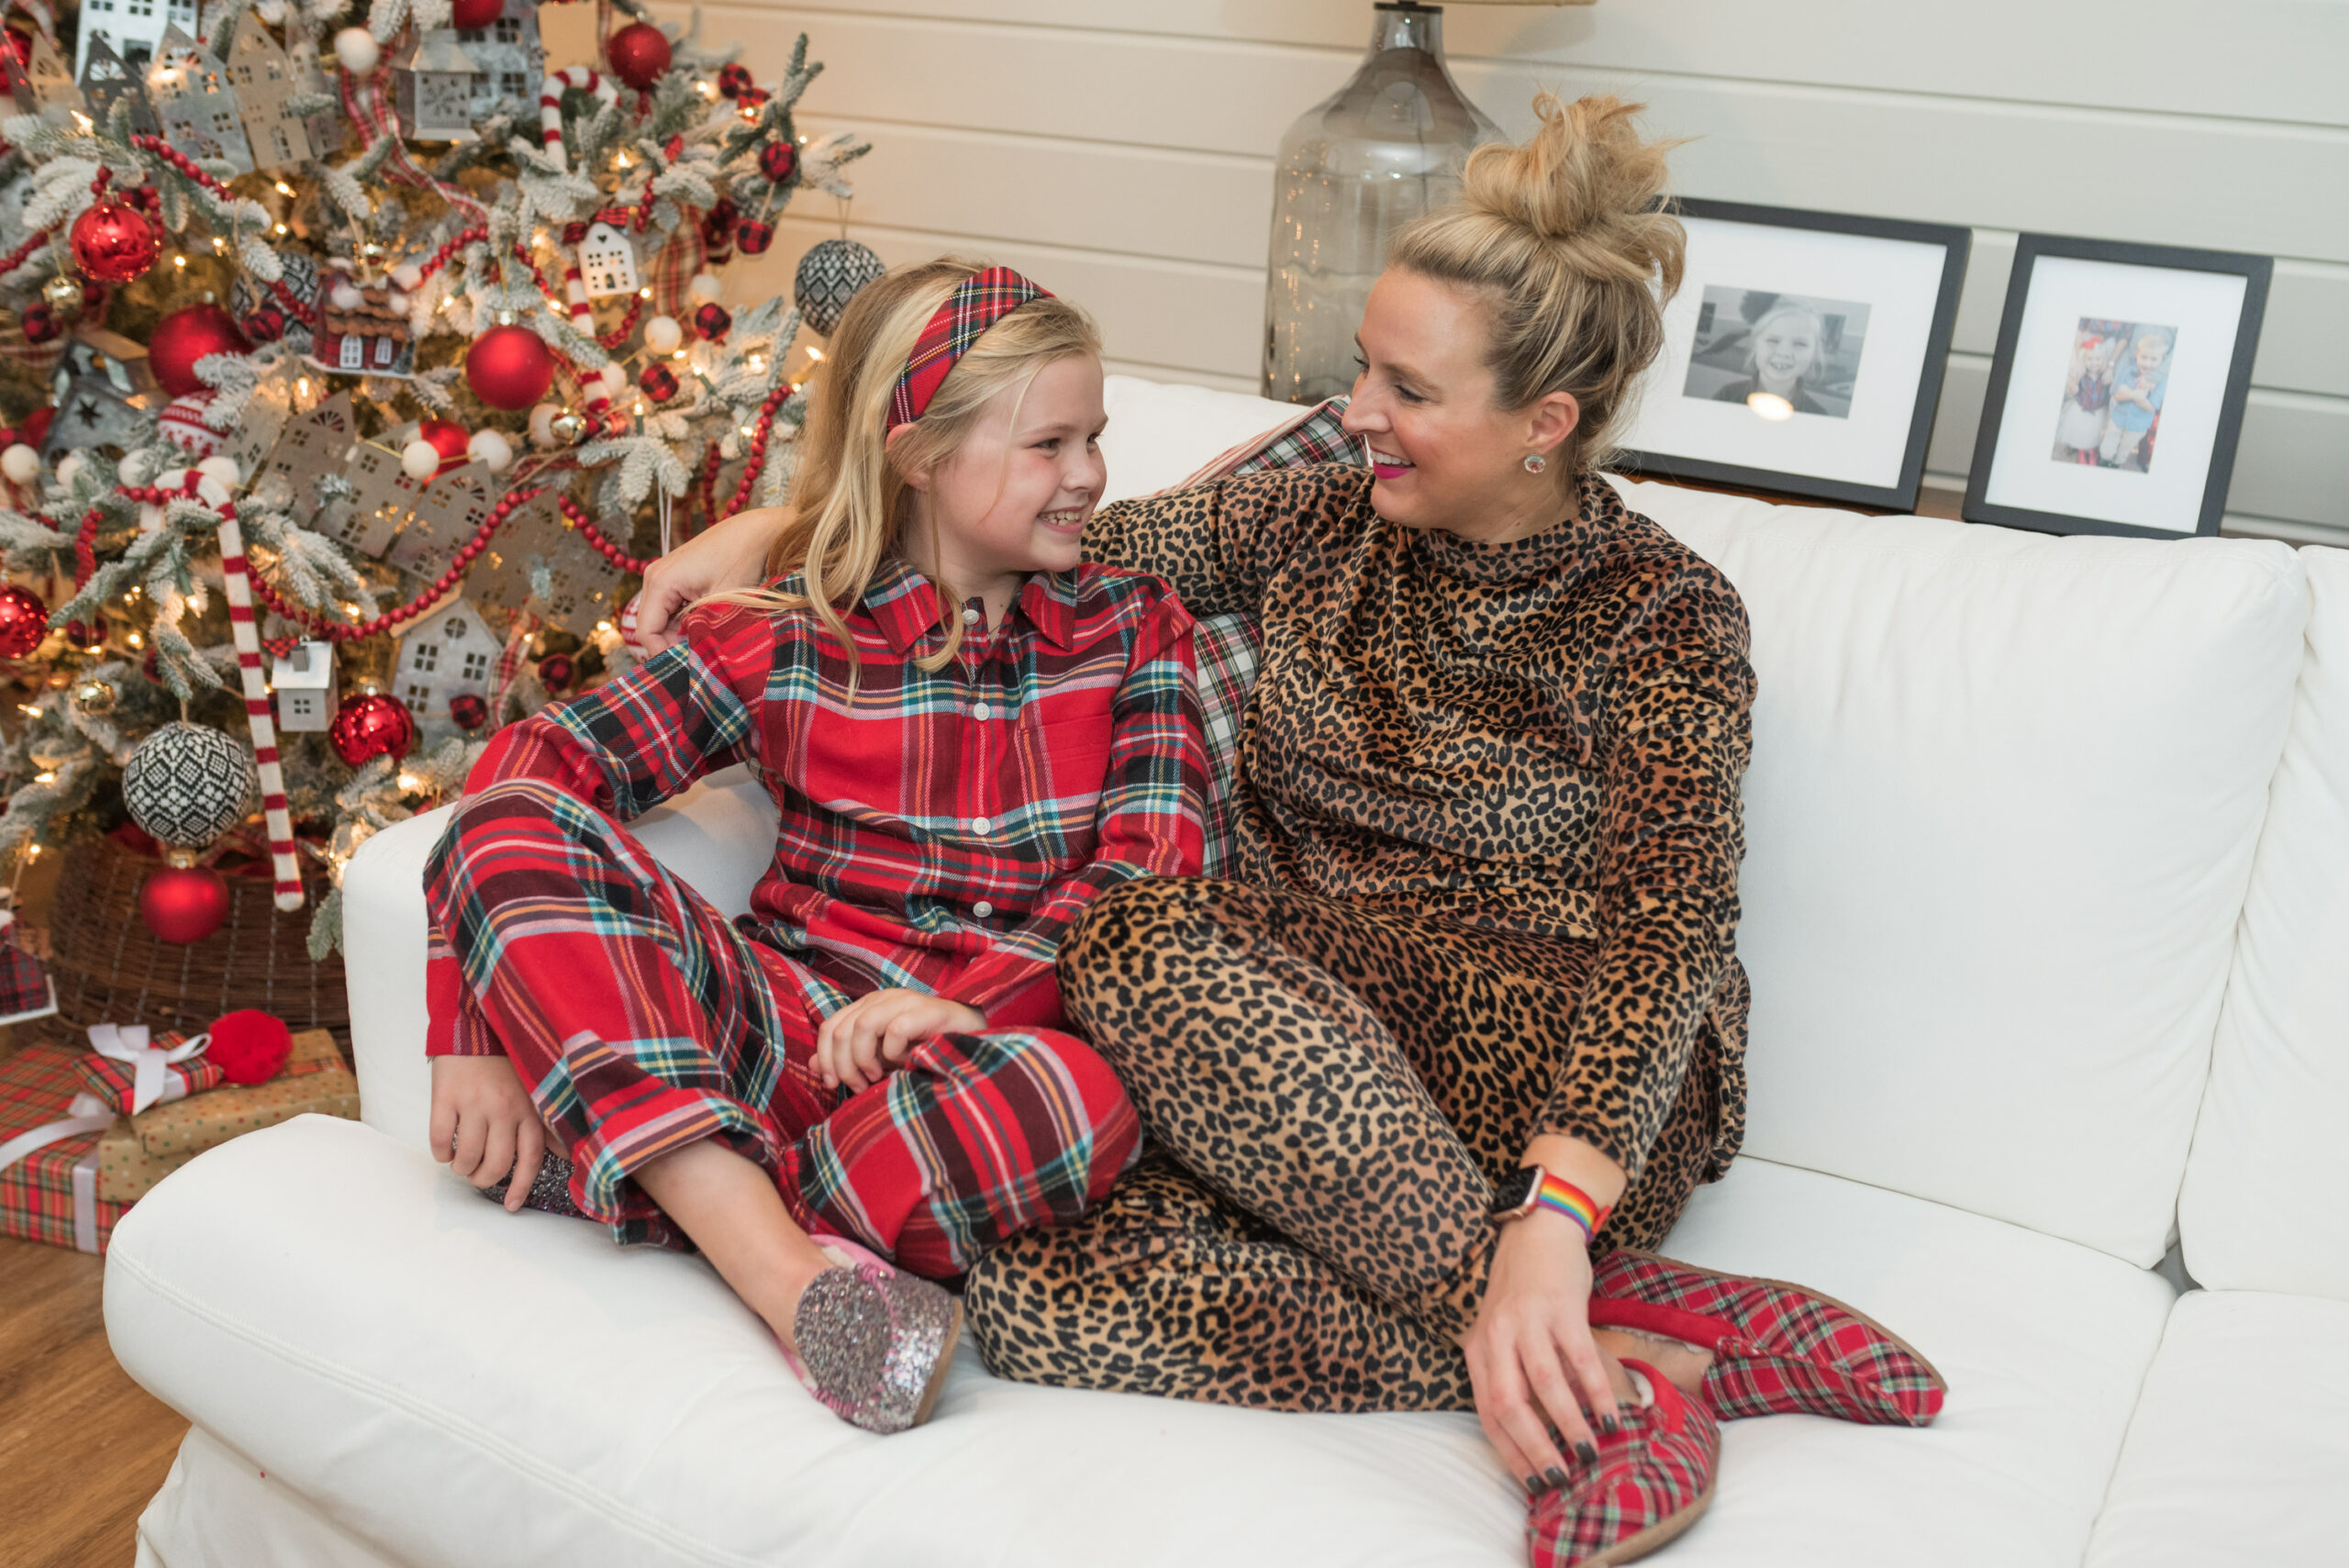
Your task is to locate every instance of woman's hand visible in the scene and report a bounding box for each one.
[816,990,986,1094]
[429,1054,551,1213]
[632,506,792,651]
[1464,1208,1622,1492]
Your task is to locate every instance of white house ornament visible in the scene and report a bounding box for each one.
[313,278,416,377]
[3,28,81,116]
[121,721,256,851]
[453,0,544,115]
[395,29,483,144]
[464,495,622,638]
[148,27,258,178]
[74,0,197,81]
[393,597,502,735]
[76,34,159,138]
[578,223,640,298]
[268,641,335,731]
[223,14,322,171]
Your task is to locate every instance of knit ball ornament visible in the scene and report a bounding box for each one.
[794,238,886,336]
[122,721,256,850]
[139,863,229,944]
[734,219,774,256]
[449,0,504,28]
[0,584,46,657]
[449,691,488,730]
[158,392,227,459]
[20,301,61,343]
[148,303,251,397]
[206,1008,294,1084]
[639,362,678,403]
[693,302,731,342]
[71,199,161,284]
[759,141,798,184]
[606,21,671,89]
[537,652,574,693]
[329,690,417,768]
[465,323,555,410]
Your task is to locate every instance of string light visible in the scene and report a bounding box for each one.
[16,704,38,717]
[274,223,289,236]
[34,772,53,784]
[274,181,296,195]
[638,286,652,299]
[173,254,187,269]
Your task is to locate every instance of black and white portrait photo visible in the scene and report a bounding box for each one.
[1680,287,1872,420]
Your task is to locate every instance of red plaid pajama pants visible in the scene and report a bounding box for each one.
[423,778,1141,1275]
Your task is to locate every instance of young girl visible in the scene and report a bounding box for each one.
[422,260,1206,1436]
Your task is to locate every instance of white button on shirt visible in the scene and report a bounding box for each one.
[973,817,993,834]
[973,702,992,721]
[973,901,995,919]
[962,606,980,625]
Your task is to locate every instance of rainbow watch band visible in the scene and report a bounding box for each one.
[1533,1172,1609,1243]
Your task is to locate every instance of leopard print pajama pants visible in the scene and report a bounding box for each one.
[964,876,1733,1413]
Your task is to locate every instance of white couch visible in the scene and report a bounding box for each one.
[103,375,2349,1568]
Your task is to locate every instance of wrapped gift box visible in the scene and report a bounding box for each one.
[96,1119,196,1203]
[72,1028,228,1114]
[127,1028,358,1162]
[0,1042,130,1252]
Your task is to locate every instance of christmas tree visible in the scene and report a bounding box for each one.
[0,0,879,958]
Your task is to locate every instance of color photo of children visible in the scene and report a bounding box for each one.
[2052,317,2175,473]
[1680,286,1871,419]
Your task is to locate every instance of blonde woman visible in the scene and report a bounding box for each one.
[423,261,1206,1437]
[646,98,1942,1566]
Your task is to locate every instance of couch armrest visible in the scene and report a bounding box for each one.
[342,764,780,1151]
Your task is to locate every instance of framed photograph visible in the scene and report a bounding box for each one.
[1616,198,1971,513]
[1962,235,2271,539]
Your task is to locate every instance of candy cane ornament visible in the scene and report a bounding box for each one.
[540,68,627,417]
[169,468,305,913]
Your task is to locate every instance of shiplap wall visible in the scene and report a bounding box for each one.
[677,0,2349,545]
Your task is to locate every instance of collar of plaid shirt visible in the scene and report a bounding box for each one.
[887,267,1052,432]
[861,557,1080,655]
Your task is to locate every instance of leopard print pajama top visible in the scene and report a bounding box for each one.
[1083,464,1754,1187]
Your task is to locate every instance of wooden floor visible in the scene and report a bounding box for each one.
[1,1012,191,1567]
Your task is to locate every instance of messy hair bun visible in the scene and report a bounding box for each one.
[1389,94,1685,473]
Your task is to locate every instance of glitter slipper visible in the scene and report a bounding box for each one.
[478,1151,586,1218]
[779,1236,962,1435]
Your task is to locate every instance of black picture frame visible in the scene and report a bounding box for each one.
[1962,234,2271,540]
[1615,197,1971,513]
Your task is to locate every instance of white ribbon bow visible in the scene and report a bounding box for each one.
[88,1024,212,1116]
[0,1089,113,1252]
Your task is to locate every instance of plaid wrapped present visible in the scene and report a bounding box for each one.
[1153,396,1362,875]
[72,1027,226,1115]
[128,1029,358,1162]
[0,1042,130,1252]
[0,913,57,1026]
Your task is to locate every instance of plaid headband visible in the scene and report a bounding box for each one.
[886,267,1052,432]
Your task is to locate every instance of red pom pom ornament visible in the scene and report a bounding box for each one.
[71,198,161,284]
[537,652,574,693]
[20,302,60,344]
[694,303,731,342]
[206,1008,294,1084]
[734,219,774,256]
[140,864,229,943]
[605,21,671,89]
[0,584,49,658]
[240,305,287,344]
[450,0,504,28]
[639,362,678,403]
[759,141,797,184]
[465,323,555,411]
[449,692,488,730]
[717,63,754,98]
[329,691,417,767]
[148,303,251,397]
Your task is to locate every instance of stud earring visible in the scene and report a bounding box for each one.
[1522,453,1547,473]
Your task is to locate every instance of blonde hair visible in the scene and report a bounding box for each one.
[706,257,1100,680]
[1387,93,1686,475]
[1742,300,1828,384]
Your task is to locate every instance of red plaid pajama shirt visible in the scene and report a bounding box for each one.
[425,558,1206,1271]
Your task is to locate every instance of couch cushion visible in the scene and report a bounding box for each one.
[2082,1289,2349,1568]
[1615,479,2305,1267]
[106,1119,2165,1568]
[1099,374,1298,504]
[2178,547,2349,1297]
[343,767,778,1154]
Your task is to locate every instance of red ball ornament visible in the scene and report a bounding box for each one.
[449,692,488,731]
[450,0,503,28]
[605,21,671,90]
[140,864,229,944]
[638,362,678,403]
[71,198,161,284]
[329,690,417,768]
[206,1008,293,1084]
[735,219,774,256]
[19,406,50,447]
[759,141,798,184]
[694,303,732,342]
[465,323,556,411]
[537,652,574,693]
[20,302,60,344]
[418,417,471,474]
[0,584,49,658]
[148,303,251,398]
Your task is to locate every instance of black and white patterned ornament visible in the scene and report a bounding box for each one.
[794,238,886,337]
[121,722,257,851]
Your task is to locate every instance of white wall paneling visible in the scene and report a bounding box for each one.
[688,0,2347,544]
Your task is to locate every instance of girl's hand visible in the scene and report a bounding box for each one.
[632,506,792,651]
[1463,1209,1622,1494]
[816,990,986,1094]
[429,1054,552,1213]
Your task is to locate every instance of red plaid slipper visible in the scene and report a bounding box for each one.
[1526,1360,1718,1568]
[1589,1250,1945,1427]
